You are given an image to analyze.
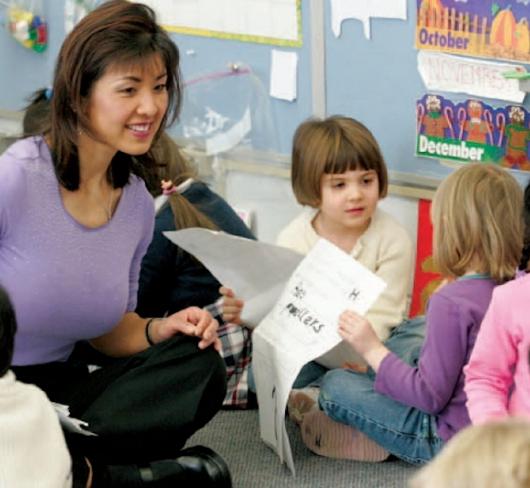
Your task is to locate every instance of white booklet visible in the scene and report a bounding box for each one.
[164,229,386,474]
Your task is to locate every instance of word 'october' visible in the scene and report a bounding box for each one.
[418,28,470,50]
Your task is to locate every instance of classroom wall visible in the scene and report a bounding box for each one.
[0,0,526,244]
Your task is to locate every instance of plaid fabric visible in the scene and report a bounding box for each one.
[205,300,252,408]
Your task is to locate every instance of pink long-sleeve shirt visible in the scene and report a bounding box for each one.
[464,273,530,424]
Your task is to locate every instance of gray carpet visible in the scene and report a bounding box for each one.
[188,410,417,487]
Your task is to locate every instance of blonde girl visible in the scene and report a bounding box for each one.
[300,163,523,464]
[410,419,530,488]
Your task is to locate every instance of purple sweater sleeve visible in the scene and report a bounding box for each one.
[375,292,468,414]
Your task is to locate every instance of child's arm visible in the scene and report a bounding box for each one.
[219,286,244,324]
[343,290,470,414]
[464,288,517,423]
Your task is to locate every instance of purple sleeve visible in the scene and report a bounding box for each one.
[0,151,26,241]
[375,292,467,414]
[126,183,155,312]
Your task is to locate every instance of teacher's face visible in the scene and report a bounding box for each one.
[84,53,169,158]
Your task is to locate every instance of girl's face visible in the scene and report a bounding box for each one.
[83,54,169,160]
[318,169,380,235]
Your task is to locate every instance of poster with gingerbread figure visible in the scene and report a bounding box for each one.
[417,0,530,63]
[417,94,530,171]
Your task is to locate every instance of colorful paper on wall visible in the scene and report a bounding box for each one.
[417,94,530,171]
[416,0,530,63]
[409,200,442,318]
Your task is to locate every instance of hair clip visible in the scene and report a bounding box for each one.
[161,179,177,196]
[44,87,53,100]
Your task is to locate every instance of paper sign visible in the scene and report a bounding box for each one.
[253,239,387,473]
[416,0,530,63]
[331,0,407,39]
[418,51,525,103]
[270,49,298,101]
[417,93,530,171]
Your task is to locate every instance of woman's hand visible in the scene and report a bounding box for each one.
[219,286,244,324]
[151,307,221,352]
[338,310,389,372]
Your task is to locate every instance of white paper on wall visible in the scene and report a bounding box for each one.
[418,51,526,103]
[330,0,407,39]
[270,50,298,101]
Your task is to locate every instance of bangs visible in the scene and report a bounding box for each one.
[323,136,374,175]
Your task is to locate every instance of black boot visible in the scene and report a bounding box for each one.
[138,446,232,487]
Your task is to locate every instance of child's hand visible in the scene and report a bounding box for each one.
[338,310,389,372]
[342,361,368,374]
[219,286,244,324]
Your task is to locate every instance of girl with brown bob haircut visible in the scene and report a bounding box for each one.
[221,115,413,401]
[290,116,388,207]
[1,1,231,486]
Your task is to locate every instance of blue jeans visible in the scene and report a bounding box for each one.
[319,368,443,465]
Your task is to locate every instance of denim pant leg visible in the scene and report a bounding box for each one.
[319,369,443,465]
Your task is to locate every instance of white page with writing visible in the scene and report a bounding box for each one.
[253,239,387,473]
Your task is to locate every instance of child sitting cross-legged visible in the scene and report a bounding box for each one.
[222,115,414,398]
[300,163,523,464]
[0,285,73,487]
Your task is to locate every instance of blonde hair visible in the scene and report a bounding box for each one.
[291,116,388,207]
[431,163,523,283]
[410,419,530,488]
[151,134,217,231]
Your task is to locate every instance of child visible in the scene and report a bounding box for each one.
[300,163,523,464]
[137,133,255,316]
[409,419,530,488]
[137,133,255,409]
[464,179,530,424]
[0,285,72,487]
[222,115,414,386]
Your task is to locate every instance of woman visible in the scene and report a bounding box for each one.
[0,1,230,486]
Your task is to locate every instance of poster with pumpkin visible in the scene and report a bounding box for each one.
[416,0,530,62]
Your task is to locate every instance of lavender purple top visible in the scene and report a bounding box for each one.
[0,137,154,365]
[375,277,495,441]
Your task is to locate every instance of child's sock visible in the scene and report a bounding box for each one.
[287,387,320,425]
[301,409,389,462]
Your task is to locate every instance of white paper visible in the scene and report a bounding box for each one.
[205,107,252,155]
[253,239,387,473]
[52,403,97,437]
[163,229,303,327]
[418,52,526,103]
[270,50,298,102]
[330,0,407,39]
[142,0,299,43]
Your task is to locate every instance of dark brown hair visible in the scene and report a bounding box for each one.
[290,116,388,207]
[22,88,51,137]
[50,0,181,190]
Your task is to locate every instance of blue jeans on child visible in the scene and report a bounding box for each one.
[318,316,443,465]
[247,360,327,393]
